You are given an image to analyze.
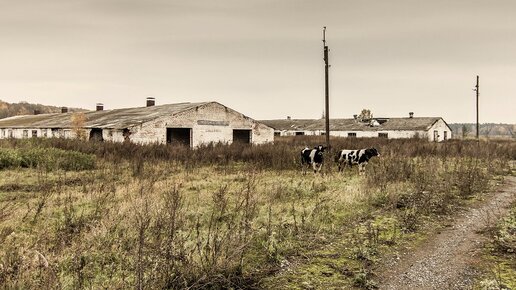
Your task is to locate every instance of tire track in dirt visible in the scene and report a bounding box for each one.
[377,176,516,290]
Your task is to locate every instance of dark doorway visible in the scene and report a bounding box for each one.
[123,128,131,142]
[89,128,104,141]
[233,129,251,144]
[295,131,305,136]
[167,128,191,147]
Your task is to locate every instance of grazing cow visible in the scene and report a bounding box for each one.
[301,145,326,174]
[335,148,380,175]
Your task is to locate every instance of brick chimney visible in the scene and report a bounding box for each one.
[61,107,68,113]
[96,103,104,111]
[146,97,155,107]
[409,112,414,118]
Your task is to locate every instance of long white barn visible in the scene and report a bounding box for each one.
[0,100,274,147]
[261,115,452,142]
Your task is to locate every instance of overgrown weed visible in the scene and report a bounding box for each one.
[0,137,514,289]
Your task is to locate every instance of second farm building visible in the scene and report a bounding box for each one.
[0,100,274,147]
[261,113,452,142]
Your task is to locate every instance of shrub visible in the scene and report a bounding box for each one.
[493,208,516,254]
[453,158,490,197]
[0,149,22,169]
[0,147,95,171]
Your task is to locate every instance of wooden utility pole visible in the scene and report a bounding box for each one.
[475,75,479,139]
[323,27,330,149]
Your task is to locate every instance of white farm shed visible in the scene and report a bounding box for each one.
[0,101,274,147]
[261,116,452,142]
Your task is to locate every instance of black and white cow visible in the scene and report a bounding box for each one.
[335,148,380,175]
[301,145,327,174]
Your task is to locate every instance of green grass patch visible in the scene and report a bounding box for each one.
[0,147,95,171]
[477,205,516,289]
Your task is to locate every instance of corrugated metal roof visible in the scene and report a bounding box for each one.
[260,117,444,131]
[0,102,209,129]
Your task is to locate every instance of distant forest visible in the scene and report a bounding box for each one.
[0,100,85,119]
[448,123,514,139]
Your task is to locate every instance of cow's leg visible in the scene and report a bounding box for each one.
[312,162,318,174]
[359,162,368,175]
[358,163,363,175]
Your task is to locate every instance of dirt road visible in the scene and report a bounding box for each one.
[378,176,516,290]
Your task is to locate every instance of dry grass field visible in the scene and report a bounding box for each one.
[0,137,514,289]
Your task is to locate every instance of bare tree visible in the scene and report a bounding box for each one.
[71,112,87,140]
[462,124,471,139]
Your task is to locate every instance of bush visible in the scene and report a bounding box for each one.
[0,147,95,171]
[493,208,516,254]
[0,149,22,169]
[453,158,490,197]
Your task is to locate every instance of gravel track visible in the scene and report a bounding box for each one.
[378,176,516,290]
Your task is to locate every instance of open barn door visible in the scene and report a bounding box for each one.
[167,128,191,147]
[89,128,104,141]
[233,129,251,144]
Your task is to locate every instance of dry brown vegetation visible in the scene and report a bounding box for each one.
[0,137,514,289]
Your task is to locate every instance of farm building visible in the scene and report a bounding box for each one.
[0,100,274,147]
[261,113,452,142]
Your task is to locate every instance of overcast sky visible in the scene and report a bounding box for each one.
[1,0,515,123]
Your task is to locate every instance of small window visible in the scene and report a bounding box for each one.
[32,130,38,138]
[378,133,388,138]
[444,131,448,140]
[348,132,357,137]
[433,130,438,142]
[295,131,305,136]
[8,130,13,138]
[42,129,47,137]
[23,130,28,138]
[51,128,60,138]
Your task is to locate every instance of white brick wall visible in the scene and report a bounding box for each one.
[126,102,273,146]
[427,119,452,142]
[0,103,274,146]
[275,119,452,142]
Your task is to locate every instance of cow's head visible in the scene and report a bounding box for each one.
[367,147,380,157]
[316,145,327,152]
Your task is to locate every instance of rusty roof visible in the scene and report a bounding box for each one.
[260,117,447,132]
[0,102,210,129]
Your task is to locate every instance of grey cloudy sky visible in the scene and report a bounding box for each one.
[1,0,515,123]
